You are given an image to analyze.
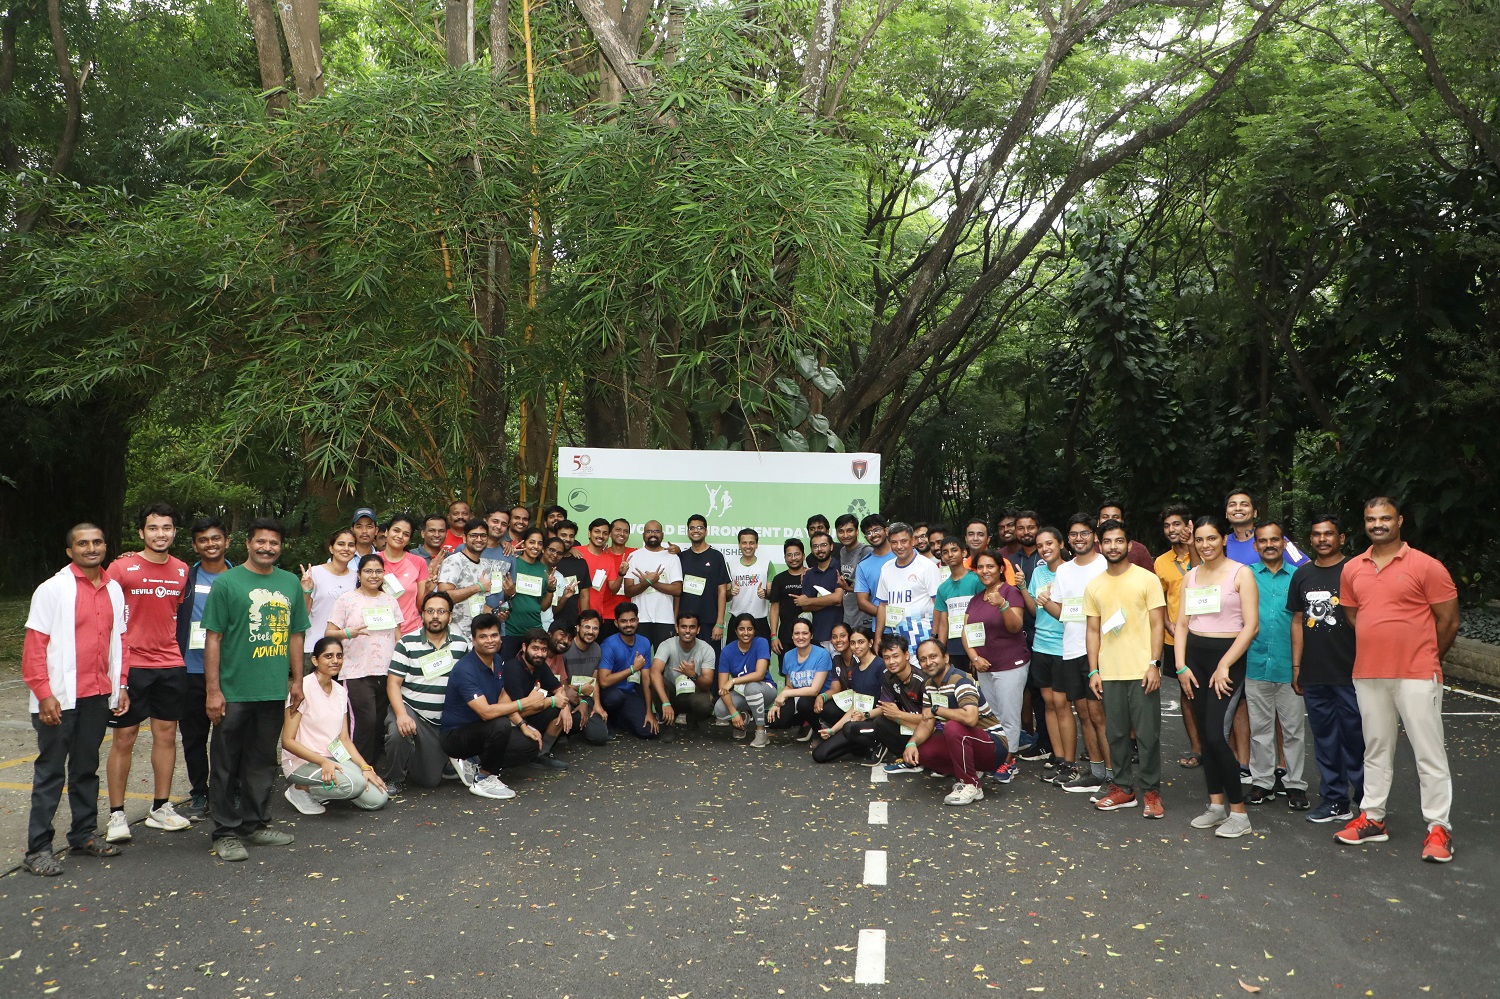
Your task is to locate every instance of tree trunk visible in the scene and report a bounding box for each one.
[1,6,18,171]
[572,0,656,108]
[597,0,625,104]
[446,0,474,66]
[490,0,512,78]
[245,0,289,111]
[276,0,324,99]
[797,0,840,114]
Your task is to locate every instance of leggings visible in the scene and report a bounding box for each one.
[767,695,821,730]
[1186,632,1246,805]
[714,681,775,726]
[813,716,905,764]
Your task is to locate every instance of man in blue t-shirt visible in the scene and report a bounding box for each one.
[1225,489,1309,566]
[173,517,232,822]
[799,532,846,650]
[595,602,655,738]
[853,515,896,623]
[439,613,545,800]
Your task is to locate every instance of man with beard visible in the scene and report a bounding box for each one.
[440,614,545,799]
[677,514,730,650]
[595,603,656,739]
[501,628,580,770]
[907,638,1009,806]
[836,514,873,630]
[651,612,719,742]
[620,520,683,648]
[1036,515,1110,795]
[385,591,471,791]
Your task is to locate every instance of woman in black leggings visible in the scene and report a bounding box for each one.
[1176,515,1260,839]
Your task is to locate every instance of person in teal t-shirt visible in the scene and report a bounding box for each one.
[499,527,555,659]
[934,538,985,673]
[200,518,311,861]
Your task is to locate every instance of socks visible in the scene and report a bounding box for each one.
[153,798,168,811]
[1104,768,1114,782]
[1090,760,1107,780]
[111,806,125,815]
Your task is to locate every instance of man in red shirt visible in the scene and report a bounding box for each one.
[1333,496,1460,863]
[21,523,129,876]
[104,503,193,842]
[442,499,472,554]
[577,518,625,639]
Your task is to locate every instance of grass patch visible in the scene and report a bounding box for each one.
[0,596,28,676]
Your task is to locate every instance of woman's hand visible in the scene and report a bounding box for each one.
[319,758,339,785]
[1210,665,1234,698]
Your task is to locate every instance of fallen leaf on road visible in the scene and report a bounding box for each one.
[1239,980,1261,994]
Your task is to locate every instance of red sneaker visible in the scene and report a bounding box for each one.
[1421,825,1453,863]
[1334,811,1389,845]
[1141,790,1164,819]
[1094,784,1137,811]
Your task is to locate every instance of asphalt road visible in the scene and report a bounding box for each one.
[1,689,1496,999]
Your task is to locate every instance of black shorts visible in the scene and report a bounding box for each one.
[1054,655,1099,702]
[109,665,188,727]
[1030,651,1062,690]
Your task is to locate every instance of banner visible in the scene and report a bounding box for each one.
[558,448,881,555]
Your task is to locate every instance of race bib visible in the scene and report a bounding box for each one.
[852,693,875,713]
[899,723,915,736]
[1184,585,1221,616]
[326,739,352,763]
[947,613,966,639]
[674,672,697,694]
[883,603,906,622]
[515,573,544,598]
[570,675,593,692]
[414,648,454,678]
[189,624,207,650]
[1102,608,1126,636]
[1060,596,1085,622]
[963,622,986,647]
[381,573,405,597]
[489,570,507,595]
[362,605,397,631]
[563,576,580,595]
[683,574,707,596]
[465,594,485,616]
[831,690,855,712]
[927,690,946,710]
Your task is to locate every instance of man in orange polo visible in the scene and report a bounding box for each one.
[1332,496,1460,862]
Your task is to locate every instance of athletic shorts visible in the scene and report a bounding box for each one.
[108,665,188,727]
[1030,651,1062,690]
[1054,655,1099,702]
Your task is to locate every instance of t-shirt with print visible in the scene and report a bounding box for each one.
[963,584,1028,672]
[439,550,495,640]
[655,638,717,696]
[781,643,833,692]
[802,562,844,642]
[389,629,470,724]
[875,555,943,640]
[380,550,426,635]
[1027,563,1065,657]
[727,556,774,620]
[936,571,985,657]
[768,567,808,649]
[480,547,517,618]
[183,565,227,675]
[1081,565,1166,682]
[106,552,189,673]
[677,547,730,633]
[326,589,402,681]
[623,547,682,625]
[1287,559,1355,686]
[282,673,348,776]
[200,565,312,703]
[717,637,770,680]
[508,556,552,632]
[1053,556,1108,660]
[839,542,873,629]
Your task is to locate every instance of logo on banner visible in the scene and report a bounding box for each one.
[705,484,735,518]
[852,459,868,480]
[570,453,594,475]
[568,488,591,513]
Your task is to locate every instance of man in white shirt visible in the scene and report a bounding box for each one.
[620,520,682,648]
[875,522,943,649]
[1036,514,1110,794]
[727,528,774,639]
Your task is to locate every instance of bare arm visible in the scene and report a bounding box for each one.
[1433,599,1460,658]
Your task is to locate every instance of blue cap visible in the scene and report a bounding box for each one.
[351,507,377,526]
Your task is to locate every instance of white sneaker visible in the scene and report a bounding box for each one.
[750,727,769,748]
[713,717,730,727]
[944,782,985,806]
[449,757,478,788]
[284,785,326,815]
[105,810,131,843]
[145,802,192,831]
[1215,811,1254,839]
[470,774,517,800]
[1190,804,1229,829]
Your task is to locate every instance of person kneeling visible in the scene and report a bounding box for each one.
[812,634,927,766]
[282,637,389,815]
[503,627,582,770]
[713,614,777,748]
[439,614,547,799]
[908,638,1010,805]
[650,611,718,743]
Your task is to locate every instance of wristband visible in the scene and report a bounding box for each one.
[1087,669,1099,678]
[906,741,917,748]
[344,627,352,639]
[729,711,741,720]
[1175,667,1188,676]
[360,765,374,772]
[302,586,314,594]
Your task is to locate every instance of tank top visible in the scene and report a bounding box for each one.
[1184,564,1245,633]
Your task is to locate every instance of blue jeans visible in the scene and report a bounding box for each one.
[1303,683,1364,808]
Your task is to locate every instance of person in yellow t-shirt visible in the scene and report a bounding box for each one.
[1084,521,1167,818]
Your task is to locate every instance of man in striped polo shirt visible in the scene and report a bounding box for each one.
[384,591,470,792]
[908,638,1009,806]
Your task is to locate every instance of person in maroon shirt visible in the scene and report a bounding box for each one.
[1097,500,1156,571]
[21,524,130,876]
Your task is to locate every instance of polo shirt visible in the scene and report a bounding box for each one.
[440,650,506,732]
[1246,560,1295,683]
[1154,548,1193,645]
[389,629,470,724]
[1341,544,1457,681]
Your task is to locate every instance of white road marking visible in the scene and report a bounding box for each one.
[1444,684,1500,705]
[870,765,888,784]
[862,849,887,885]
[854,928,887,984]
[1442,712,1500,716]
[868,800,888,825]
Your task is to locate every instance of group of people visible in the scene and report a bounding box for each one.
[20,488,1461,876]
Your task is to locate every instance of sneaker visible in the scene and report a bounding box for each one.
[1334,811,1389,845]
[1062,771,1104,794]
[1239,764,1253,783]
[943,782,985,806]
[1285,788,1310,811]
[750,728,769,748]
[991,760,1018,784]
[211,836,248,862]
[244,827,294,846]
[660,725,677,744]
[795,723,814,743]
[675,714,688,726]
[449,757,478,788]
[883,761,923,776]
[1018,746,1052,762]
[441,763,460,780]
[1141,790,1164,820]
[1245,785,1275,806]
[105,810,131,843]
[1215,811,1253,838]
[470,774,517,800]
[284,786,326,815]
[1094,785,1137,811]
[1421,825,1453,864]
[713,716,730,727]
[178,793,210,822]
[529,754,568,770]
[1044,762,1074,785]
[1306,799,1352,824]
[732,724,747,740]
[384,781,404,797]
[1190,804,1229,829]
[863,745,889,766]
[145,802,192,831]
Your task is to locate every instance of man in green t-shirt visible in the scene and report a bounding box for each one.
[202,517,311,862]
[933,537,985,674]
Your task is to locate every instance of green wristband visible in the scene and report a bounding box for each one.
[1175,667,1188,676]
[1087,669,1099,678]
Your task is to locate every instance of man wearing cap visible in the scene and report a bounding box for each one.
[351,507,379,569]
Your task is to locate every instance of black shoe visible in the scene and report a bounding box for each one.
[178,792,210,822]
[1272,768,1287,797]
[1245,785,1275,806]
[532,754,568,770]
[1018,745,1051,762]
[660,726,677,744]
[1285,787,1310,811]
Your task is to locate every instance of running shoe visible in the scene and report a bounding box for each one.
[883,760,923,776]
[1285,788,1310,811]
[1305,799,1351,824]
[1190,805,1228,829]
[1018,746,1052,762]
[1215,811,1253,838]
[105,811,131,843]
[145,802,192,832]
[1061,771,1103,794]
[470,775,517,800]
[1334,812,1389,845]
[449,756,478,788]
[1094,785,1137,811]
[750,728,769,748]
[943,782,985,806]
[284,785,326,815]
[795,723,814,743]
[1245,785,1275,806]
[1421,825,1453,863]
[991,759,1019,784]
[1141,790,1164,820]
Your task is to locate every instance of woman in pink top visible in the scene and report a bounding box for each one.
[281,637,388,815]
[326,555,401,768]
[1174,515,1259,839]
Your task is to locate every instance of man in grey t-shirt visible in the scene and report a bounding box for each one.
[836,513,873,630]
[652,612,719,741]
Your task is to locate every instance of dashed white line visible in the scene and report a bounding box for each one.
[854,928,887,984]
[870,765,888,784]
[868,800,888,825]
[862,849,887,885]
